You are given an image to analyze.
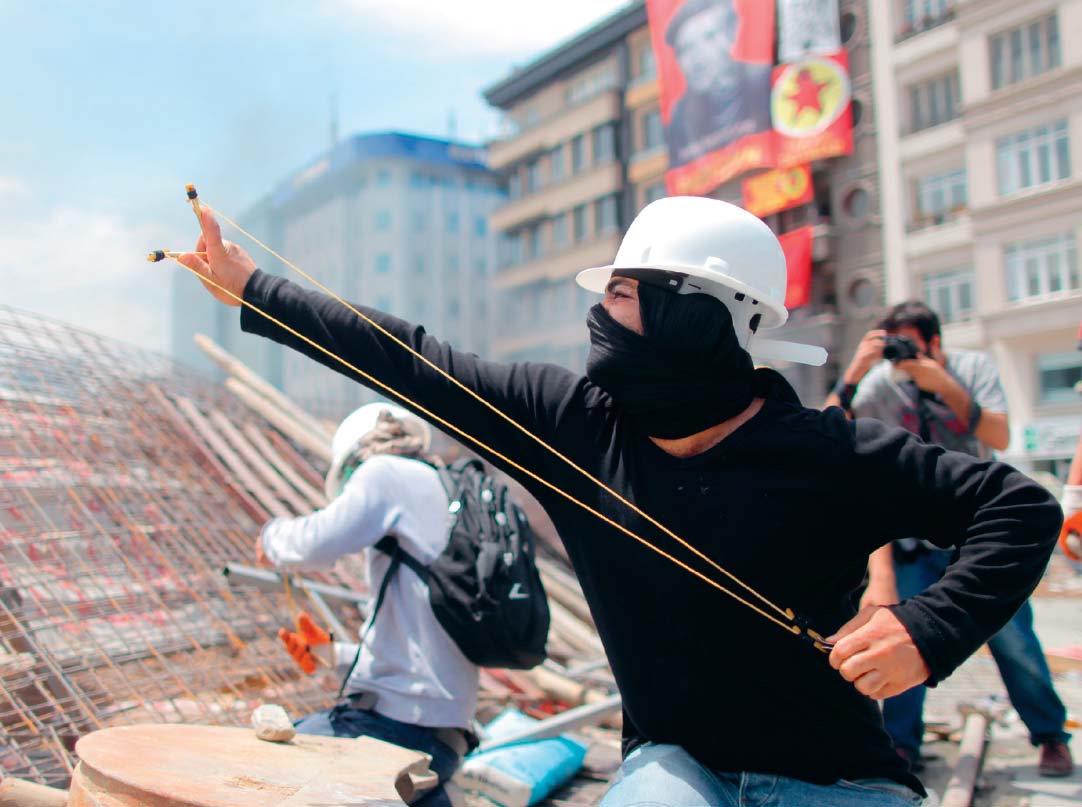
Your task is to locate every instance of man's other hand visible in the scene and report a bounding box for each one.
[894,356,950,395]
[177,209,257,307]
[827,606,930,700]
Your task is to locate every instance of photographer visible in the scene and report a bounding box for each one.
[826,301,1073,778]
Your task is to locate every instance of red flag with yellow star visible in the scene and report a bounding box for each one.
[770,51,853,169]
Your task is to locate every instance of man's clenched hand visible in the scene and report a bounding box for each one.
[827,606,930,700]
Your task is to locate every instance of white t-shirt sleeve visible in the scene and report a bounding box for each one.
[260,455,402,570]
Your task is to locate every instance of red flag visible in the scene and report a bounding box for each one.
[778,226,814,309]
[742,165,813,218]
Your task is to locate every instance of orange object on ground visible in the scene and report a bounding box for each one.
[1059,512,1082,561]
[278,612,332,675]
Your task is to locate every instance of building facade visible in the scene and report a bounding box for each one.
[172,132,505,417]
[483,1,887,406]
[870,0,1082,476]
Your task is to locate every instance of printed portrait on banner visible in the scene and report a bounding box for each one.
[648,0,776,193]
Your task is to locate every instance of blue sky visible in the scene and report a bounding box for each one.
[0,0,628,354]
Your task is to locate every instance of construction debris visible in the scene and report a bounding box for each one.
[0,306,620,803]
[251,703,295,743]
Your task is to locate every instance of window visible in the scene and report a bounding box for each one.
[922,268,974,324]
[642,109,664,152]
[990,14,1060,90]
[566,63,618,105]
[903,0,954,32]
[571,135,587,173]
[506,233,523,267]
[636,46,656,82]
[446,211,460,233]
[1038,352,1082,404]
[1005,232,1079,302]
[549,145,565,182]
[915,168,967,224]
[376,169,392,187]
[526,225,542,261]
[552,212,568,249]
[376,294,393,311]
[374,211,391,232]
[412,255,425,275]
[908,72,960,133]
[446,254,460,274]
[592,125,616,163]
[474,216,487,237]
[375,253,392,274]
[412,211,426,233]
[526,160,543,193]
[644,182,667,206]
[997,120,1070,196]
[508,172,522,199]
[595,195,619,234]
[474,257,487,275]
[573,204,588,242]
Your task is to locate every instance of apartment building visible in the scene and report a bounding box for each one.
[483,1,887,405]
[172,132,504,417]
[870,0,1082,475]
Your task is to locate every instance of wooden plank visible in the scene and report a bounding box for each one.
[209,412,311,516]
[242,423,327,509]
[225,379,331,463]
[174,397,290,520]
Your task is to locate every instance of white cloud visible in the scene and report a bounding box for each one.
[0,177,24,195]
[0,207,179,354]
[325,0,633,57]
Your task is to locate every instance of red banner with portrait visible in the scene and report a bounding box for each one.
[779,226,814,309]
[742,164,813,218]
[647,0,777,196]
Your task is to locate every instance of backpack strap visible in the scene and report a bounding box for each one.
[336,536,410,699]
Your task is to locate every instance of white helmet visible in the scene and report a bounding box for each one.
[576,196,827,366]
[324,402,432,499]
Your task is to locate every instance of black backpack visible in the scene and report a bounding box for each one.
[342,458,550,688]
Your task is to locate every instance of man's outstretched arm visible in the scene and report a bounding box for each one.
[177,210,592,481]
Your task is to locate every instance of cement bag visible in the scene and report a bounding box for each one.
[457,709,588,807]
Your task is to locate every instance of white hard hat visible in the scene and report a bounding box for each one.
[324,402,431,499]
[576,196,827,366]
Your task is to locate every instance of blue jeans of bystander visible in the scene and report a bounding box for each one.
[294,702,461,807]
[883,548,1070,755]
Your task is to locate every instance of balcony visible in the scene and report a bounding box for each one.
[491,234,622,292]
[906,205,968,234]
[487,91,621,171]
[904,213,972,259]
[489,162,623,233]
[627,146,667,184]
[899,120,964,162]
[894,8,956,44]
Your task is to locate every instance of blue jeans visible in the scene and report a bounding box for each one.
[295,703,461,807]
[883,548,1070,754]
[599,743,922,807]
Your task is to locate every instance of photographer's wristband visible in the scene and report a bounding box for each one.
[966,400,983,434]
[834,381,858,412]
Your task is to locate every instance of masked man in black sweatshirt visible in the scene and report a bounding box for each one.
[179,196,1061,807]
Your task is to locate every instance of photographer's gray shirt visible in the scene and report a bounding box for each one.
[851,349,1008,460]
[261,454,479,729]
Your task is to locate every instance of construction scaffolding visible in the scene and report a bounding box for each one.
[0,305,619,801]
[0,305,363,787]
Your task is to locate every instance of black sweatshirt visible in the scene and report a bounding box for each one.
[241,270,1062,794]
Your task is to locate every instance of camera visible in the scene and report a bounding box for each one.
[882,335,919,363]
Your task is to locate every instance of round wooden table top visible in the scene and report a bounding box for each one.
[69,724,432,807]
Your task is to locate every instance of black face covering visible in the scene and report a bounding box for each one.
[586,280,755,439]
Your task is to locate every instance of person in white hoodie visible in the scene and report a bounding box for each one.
[258,403,478,807]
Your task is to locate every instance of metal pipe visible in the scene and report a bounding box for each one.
[939,706,992,807]
[222,563,368,608]
[474,693,622,753]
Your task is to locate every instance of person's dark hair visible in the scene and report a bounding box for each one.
[665,0,736,48]
[877,300,941,344]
